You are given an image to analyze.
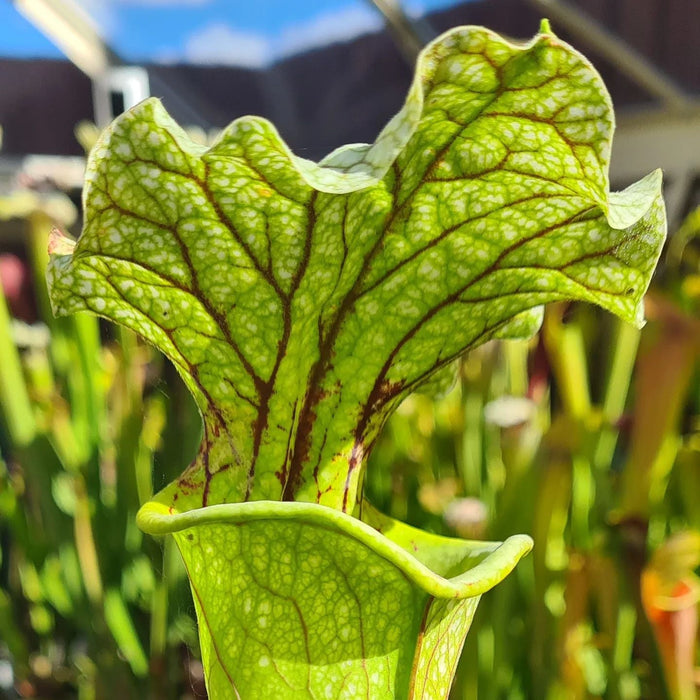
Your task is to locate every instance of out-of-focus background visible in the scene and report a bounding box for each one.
[0,0,699,697]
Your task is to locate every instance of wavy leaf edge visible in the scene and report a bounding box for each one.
[137,499,533,599]
[47,20,666,513]
[80,24,661,223]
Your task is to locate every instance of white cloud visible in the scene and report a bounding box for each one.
[277,4,384,58]
[114,0,212,5]
[183,22,270,68]
[77,0,211,36]
[179,4,387,69]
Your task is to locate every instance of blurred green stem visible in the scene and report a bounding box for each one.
[0,276,36,447]
[27,213,104,467]
[73,474,104,605]
[543,306,591,419]
[592,320,640,472]
[618,298,697,519]
[150,536,175,698]
[544,307,594,549]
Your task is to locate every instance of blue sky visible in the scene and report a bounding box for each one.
[0,0,468,66]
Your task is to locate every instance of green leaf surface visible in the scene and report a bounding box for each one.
[48,24,665,514]
[137,499,532,698]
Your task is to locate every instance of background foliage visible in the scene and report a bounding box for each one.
[0,133,699,697]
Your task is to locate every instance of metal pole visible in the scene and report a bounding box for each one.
[367,0,435,61]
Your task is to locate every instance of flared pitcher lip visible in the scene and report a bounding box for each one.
[137,499,533,599]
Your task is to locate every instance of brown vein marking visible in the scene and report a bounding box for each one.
[245,190,317,499]
[275,399,299,487]
[322,196,351,309]
[240,153,308,207]
[408,598,432,699]
[559,238,633,271]
[199,428,235,506]
[248,577,312,667]
[104,148,293,388]
[490,70,567,95]
[418,603,446,697]
[397,252,635,393]
[340,440,365,514]
[118,154,176,226]
[92,184,266,393]
[95,269,248,504]
[91,173,313,501]
[483,110,607,174]
[99,141,322,502]
[429,162,595,193]
[315,537,370,695]
[148,118,199,179]
[346,563,369,695]
[355,191,575,301]
[242,553,313,693]
[282,48,570,501]
[200,161,288,301]
[291,598,312,667]
[94,166,312,500]
[444,602,472,689]
[114,153,195,183]
[103,43,609,508]
[89,251,261,409]
[264,649,298,692]
[384,245,639,407]
[398,313,526,401]
[263,216,273,277]
[281,383,327,500]
[180,554,241,697]
[308,379,342,500]
[419,601,461,697]
[168,220,269,393]
[222,377,260,410]
[312,429,330,501]
[340,207,616,508]
[338,377,403,512]
[200,428,213,506]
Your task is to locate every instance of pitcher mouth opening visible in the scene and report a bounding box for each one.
[137,499,532,600]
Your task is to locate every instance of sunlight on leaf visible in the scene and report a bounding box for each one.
[137,499,532,698]
[48,24,666,514]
